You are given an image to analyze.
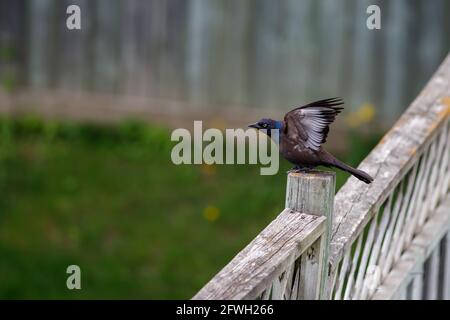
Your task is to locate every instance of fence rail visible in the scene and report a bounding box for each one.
[193,53,450,300]
[194,172,334,300]
[328,52,450,300]
[193,209,326,300]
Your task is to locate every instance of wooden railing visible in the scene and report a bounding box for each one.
[193,172,334,300]
[193,53,450,300]
[327,53,450,300]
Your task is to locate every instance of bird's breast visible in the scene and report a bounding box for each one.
[279,138,321,165]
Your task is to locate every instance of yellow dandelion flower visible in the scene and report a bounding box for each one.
[359,103,376,123]
[346,103,376,128]
[203,205,220,222]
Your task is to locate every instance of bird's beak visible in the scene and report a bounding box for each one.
[248,123,259,129]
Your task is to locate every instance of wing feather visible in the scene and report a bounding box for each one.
[284,97,344,150]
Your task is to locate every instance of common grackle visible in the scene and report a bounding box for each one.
[249,98,373,184]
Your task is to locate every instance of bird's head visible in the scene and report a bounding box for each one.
[248,118,282,131]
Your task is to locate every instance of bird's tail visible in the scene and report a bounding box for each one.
[321,151,373,184]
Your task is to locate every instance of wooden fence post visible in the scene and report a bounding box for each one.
[285,170,335,299]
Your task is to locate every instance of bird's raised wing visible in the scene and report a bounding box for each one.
[283,97,344,150]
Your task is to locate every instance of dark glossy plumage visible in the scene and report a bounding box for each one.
[249,98,373,184]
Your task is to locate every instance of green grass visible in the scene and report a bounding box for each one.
[0,115,380,299]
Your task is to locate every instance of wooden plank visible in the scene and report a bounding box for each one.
[382,173,423,278]
[430,122,449,210]
[297,235,325,300]
[57,0,88,92]
[396,286,407,300]
[27,0,56,88]
[377,186,403,278]
[442,232,450,299]
[271,263,293,300]
[418,0,445,81]
[392,164,420,262]
[381,181,407,278]
[343,235,363,300]
[423,247,440,300]
[288,261,301,300]
[158,0,189,101]
[329,53,450,275]
[353,217,377,299]
[317,0,345,101]
[285,171,335,299]
[416,140,439,229]
[120,0,152,96]
[411,265,424,300]
[336,0,356,109]
[371,194,450,299]
[281,0,316,106]
[192,209,325,300]
[438,122,450,198]
[333,250,351,300]
[403,140,435,245]
[325,256,338,299]
[361,194,395,299]
[0,0,27,87]
[348,0,376,111]
[383,0,410,121]
[402,1,422,112]
[93,0,121,93]
[372,248,423,300]
[185,0,209,105]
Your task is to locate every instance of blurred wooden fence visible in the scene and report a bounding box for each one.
[1,0,450,123]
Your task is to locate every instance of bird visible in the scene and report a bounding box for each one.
[248,97,373,184]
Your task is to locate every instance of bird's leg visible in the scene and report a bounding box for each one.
[287,165,313,174]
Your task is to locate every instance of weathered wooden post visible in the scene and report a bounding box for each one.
[285,170,335,299]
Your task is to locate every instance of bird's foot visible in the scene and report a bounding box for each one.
[287,166,313,174]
